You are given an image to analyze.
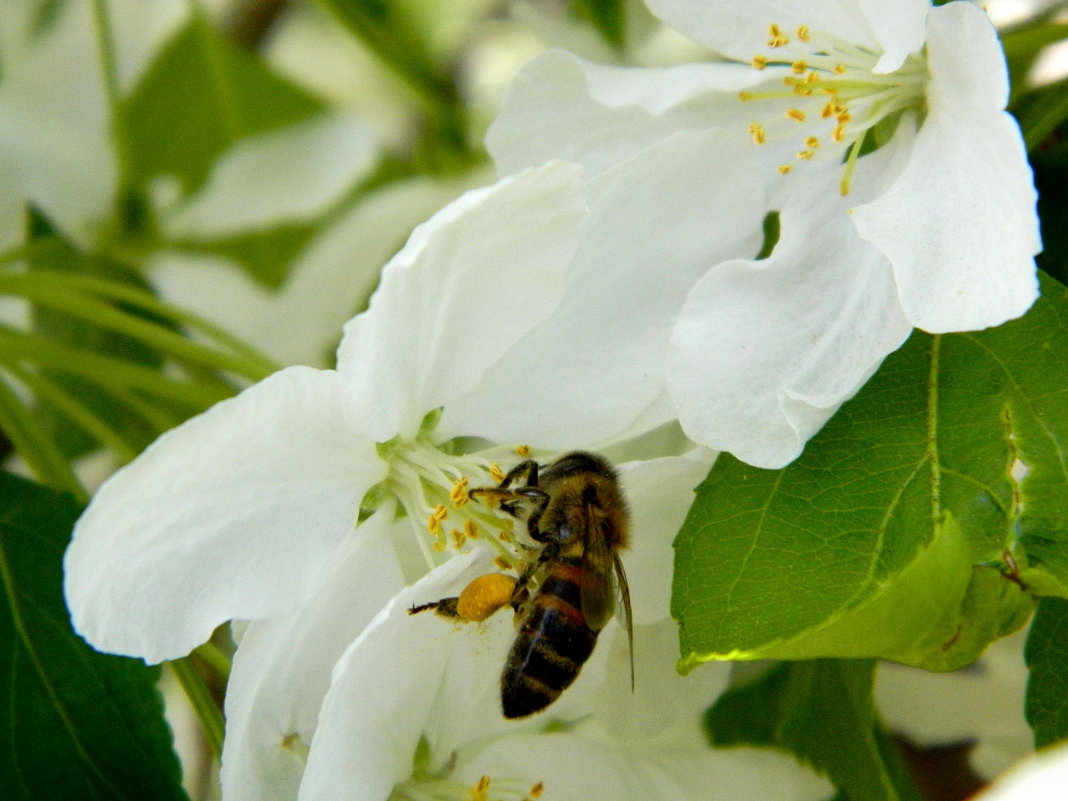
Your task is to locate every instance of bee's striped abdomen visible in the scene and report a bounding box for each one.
[501,557,599,719]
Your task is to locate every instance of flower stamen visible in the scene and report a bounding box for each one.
[738,19,928,192]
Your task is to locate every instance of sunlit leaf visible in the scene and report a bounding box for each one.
[674,275,1068,672]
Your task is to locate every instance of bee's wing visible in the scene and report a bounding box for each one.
[578,519,616,631]
[613,551,634,693]
[579,517,635,692]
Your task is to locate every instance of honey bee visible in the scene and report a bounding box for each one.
[410,451,632,719]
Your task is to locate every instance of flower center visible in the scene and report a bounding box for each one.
[371,415,529,570]
[391,739,545,801]
[392,774,544,801]
[740,23,928,194]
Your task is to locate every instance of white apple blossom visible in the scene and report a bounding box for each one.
[487,0,1041,467]
[63,151,779,798]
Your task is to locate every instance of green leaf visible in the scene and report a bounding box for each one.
[0,471,187,801]
[707,660,920,801]
[26,211,164,460]
[571,0,627,49]
[120,14,323,196]
[673,274,1068,673]
[1025,596,1068,747]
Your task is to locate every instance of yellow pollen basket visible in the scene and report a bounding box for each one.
[456,573,517,621]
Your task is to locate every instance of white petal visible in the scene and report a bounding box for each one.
[617,450,715,624]
[856,0,929,73]
[591,619,730,744]
[441,128,765,447]
[165,112,377,238]
[976,743,1068,801]
[670,165,912,468]
[851,3,1039,333]
[467,721,829,801]
[220,508,405,801]
[64,366,385,663]
[298,549,513,801]
[336,162,587,442]
[488,49,760,179]
[644,0,875,62]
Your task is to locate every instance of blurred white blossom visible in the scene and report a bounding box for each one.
[488,0,1041,467]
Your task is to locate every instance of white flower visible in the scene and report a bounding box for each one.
[63,160,726,799]
[487,0,1041,467]
[974,742,1068,801]
[298,549,830,801]
[876,628,1032,779]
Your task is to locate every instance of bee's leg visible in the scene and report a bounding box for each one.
[408,597,461,618]
[498,459,539,489]
[510,537,561,610]
[470,485,549,523]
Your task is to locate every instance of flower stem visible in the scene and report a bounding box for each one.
[169,657,225,759]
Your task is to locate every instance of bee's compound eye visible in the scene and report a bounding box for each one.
[456,573,517,621]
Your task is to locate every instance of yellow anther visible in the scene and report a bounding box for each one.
[748,123,767,145]
[805,136,821,149]
[791,60,807,74]
[834,64,847,75]
[450,477,470,506]
[494,556,511,570]
[499,529,514,544]
[767,23,789,47]
[452,528,465,549]
[469,775,491,801]
[837,111,852,124]
[777,164,793,175]
[530,782,544,798]
[831,123,847,142]
[514,444,531,457]
[751,54,768,70]
[739,90,756,102]
[797,149,815,160]
[463,519,479,540]
[821,101,838,118]
[432,540,446,552]
[786,108,806,123]
[805,71,820,84]
[427,504,448,534]
[796,25,810,41]
[490,463,505,483]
